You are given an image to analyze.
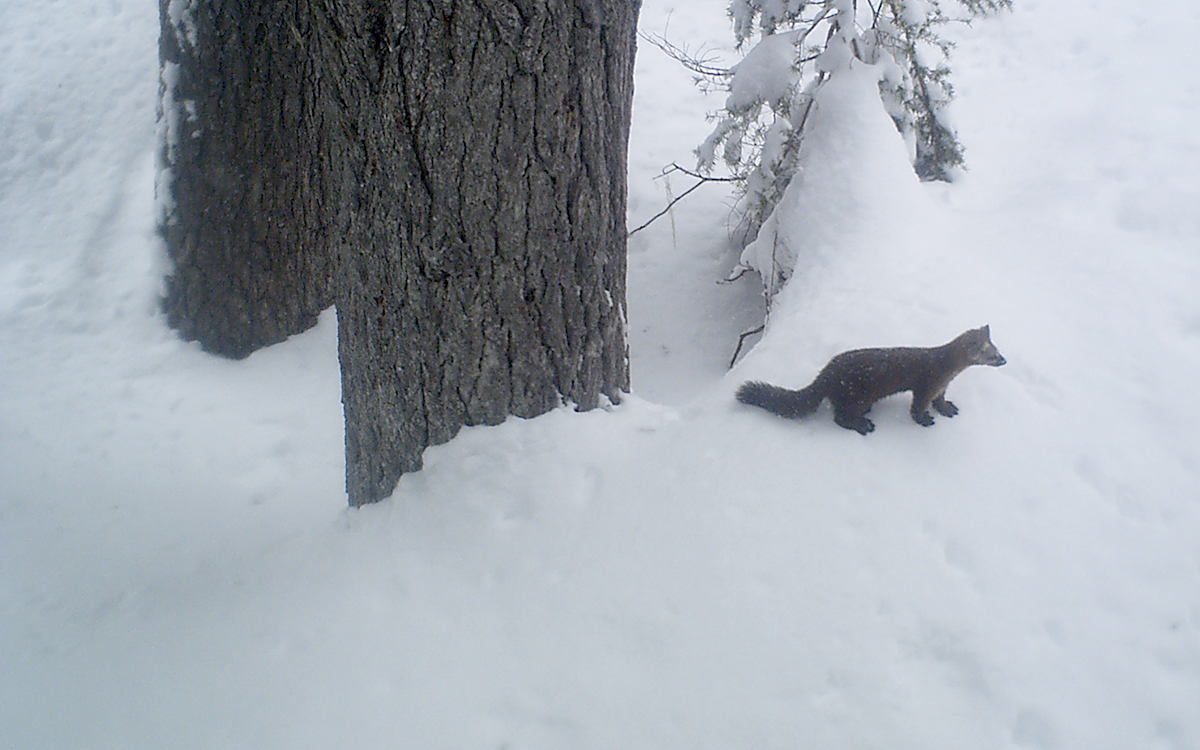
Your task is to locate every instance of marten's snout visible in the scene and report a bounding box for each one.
[977,343,1006,367]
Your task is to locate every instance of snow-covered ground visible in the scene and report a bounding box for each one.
[3,1,1199,748]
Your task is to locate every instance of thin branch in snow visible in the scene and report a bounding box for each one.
[728,323,765,368]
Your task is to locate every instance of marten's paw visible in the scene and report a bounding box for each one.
[933,397,958,418]
[835,414,875,435]
[911,410,935,427]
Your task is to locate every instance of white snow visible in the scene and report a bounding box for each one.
[738,61,924,299]
[3,0,1200,748]
[725,29,802,111]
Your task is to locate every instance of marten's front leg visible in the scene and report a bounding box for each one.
[910,394,935,426]
[932,394,958,417]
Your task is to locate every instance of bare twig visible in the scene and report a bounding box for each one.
[659,163,736,182]
[718,265,752,284]
[639,30,731,81]
[627,180,707,238]
[628,164,739,238]
[728,323,765,368]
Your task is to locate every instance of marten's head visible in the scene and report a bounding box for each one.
[962,325,1006,367]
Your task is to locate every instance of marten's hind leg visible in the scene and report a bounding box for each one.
[833,400,875,435]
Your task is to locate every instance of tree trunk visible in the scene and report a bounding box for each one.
[317,0,639,506]
[158,0,332,359]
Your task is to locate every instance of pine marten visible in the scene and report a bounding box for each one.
[736,326,1006,434]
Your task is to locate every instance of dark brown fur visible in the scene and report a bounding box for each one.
[736,326,1006,434]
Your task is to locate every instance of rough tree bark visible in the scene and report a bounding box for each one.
[158,0,332,358]
[317,0,639,506]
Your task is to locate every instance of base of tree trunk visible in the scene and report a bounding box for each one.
[158,0,332,359]
[321,0,637,506]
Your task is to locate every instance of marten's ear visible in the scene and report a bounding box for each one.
[982,324,990,335]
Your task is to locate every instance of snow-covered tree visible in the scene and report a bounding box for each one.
[691,0,1009,303]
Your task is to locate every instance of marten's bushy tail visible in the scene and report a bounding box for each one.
[736,380,823,419]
